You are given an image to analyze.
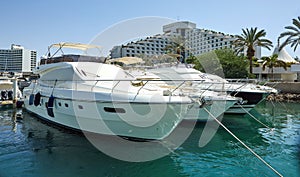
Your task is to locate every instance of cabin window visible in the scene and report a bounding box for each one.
[58,102,62,106]
[78,105,83,109]
[104,107,125,113]
[65,103,69,107]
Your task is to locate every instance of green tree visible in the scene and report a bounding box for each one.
[262,54,287,80]
[191,49,248,78]
[215,49,248,78]
[234,27,273,74]
[279,16,300,51]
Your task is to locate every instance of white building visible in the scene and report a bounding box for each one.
[163,21,196,37]
[0,44,37,73]
[185,28,236,56]
[253,47,298,81]
[110,21,257,59]
[110,34,172,58]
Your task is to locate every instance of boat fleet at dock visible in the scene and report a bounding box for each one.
[2,43,278,140]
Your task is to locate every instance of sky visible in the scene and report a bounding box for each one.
[0,0,299,58]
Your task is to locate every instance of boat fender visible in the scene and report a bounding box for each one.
[29,94,34,105]
[48,95,55,108]
[34,92,41,106]
[47,95,55,117]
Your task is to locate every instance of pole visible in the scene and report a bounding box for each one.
[12,77,18,108]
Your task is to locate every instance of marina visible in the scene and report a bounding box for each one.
[0,101,299,176]
[1,0,300,176]
[0,42,299,176]
[0,42,298,175]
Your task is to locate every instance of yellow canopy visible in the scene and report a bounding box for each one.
[107,57,144,65]
[49,42,101,51]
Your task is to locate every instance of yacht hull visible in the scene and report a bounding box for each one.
[184,99,237,121]
[225,92,269,114]
[24,95,191,140]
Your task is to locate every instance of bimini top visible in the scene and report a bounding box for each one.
[49,42,101,51]
[107,57,145,66]
[40,42,106,65]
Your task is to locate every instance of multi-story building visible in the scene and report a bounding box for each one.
[110,21,261,59]
[185,28,236,56]
[110,34,172,59]
[0,44,37,73]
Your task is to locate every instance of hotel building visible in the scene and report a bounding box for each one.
[0,44,37,73]
[110,21,261,59]
[110,34,172,58]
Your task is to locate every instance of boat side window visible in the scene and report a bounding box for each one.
[78,105,83,109]
[65,103,69,107]
[58,102,62,107]
[104,107,126,113]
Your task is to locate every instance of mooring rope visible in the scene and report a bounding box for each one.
[238,104,273,130]
[203,107,283,177]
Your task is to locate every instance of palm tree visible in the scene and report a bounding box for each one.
[164,35,187,63]
[262,54,287,80]
[234,27,273,74]
[279,16,300,51]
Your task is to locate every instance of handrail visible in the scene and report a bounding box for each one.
[37,79,207,82]
[171,81,185,94]
[91,80,99,92]
[133,81,149,100]
[111,81,121,93]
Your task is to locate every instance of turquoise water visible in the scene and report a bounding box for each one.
[0,101,299,177]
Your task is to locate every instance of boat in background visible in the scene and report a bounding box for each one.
[0,74,23,108]
[147,64,277,114]
[127,68,240,121]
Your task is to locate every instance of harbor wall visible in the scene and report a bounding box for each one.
[266,82,300,94]
[265,82,300,102]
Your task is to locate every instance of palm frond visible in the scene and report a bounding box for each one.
[284,26,300,32]
[279,16,300,51]
[292,17,300,28]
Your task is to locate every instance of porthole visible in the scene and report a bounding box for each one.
[78,105,83,109]
[65,103,69,107]
[58,102,62,106]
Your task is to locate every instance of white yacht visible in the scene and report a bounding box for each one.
[23,43,206,140]
[127,69,239,121]
[147,64,277,114]
[0,74,22,107]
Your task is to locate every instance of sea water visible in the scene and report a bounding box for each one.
[0,101,299,177]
